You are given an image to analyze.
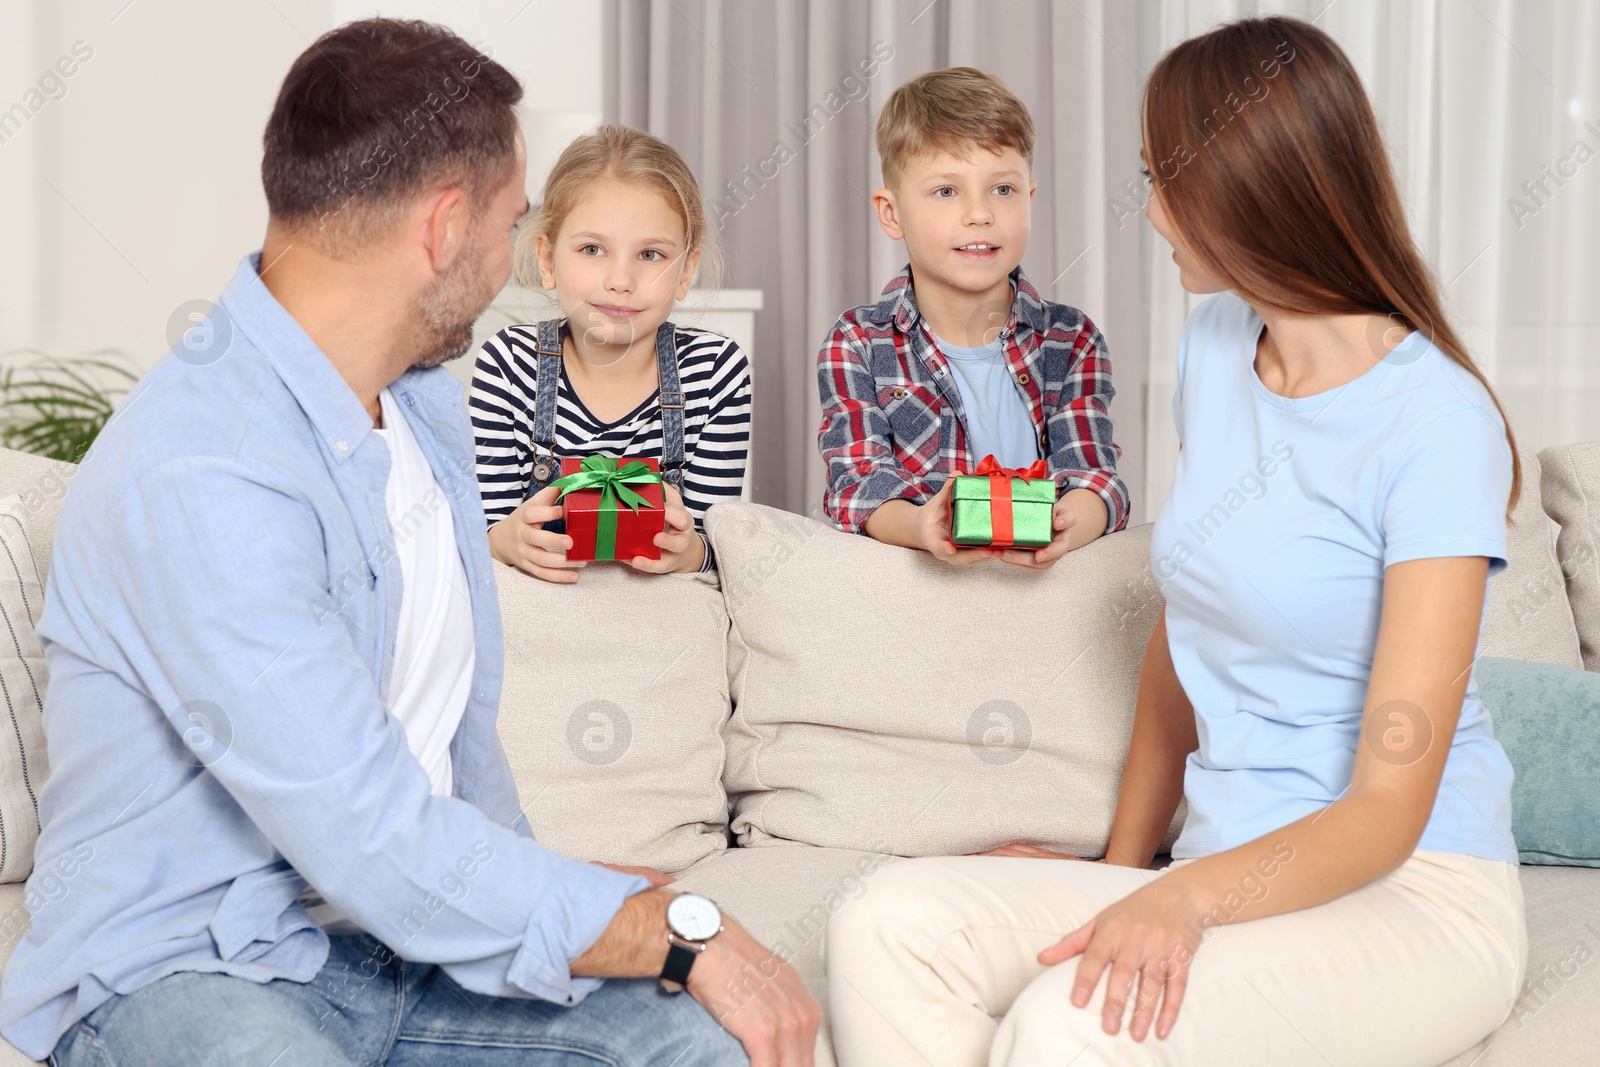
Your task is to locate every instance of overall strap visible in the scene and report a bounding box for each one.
[527,319,686,494]
[527,318,565,492]
[655,321,687,493]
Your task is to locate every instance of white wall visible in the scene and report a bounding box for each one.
[0,0,603,376]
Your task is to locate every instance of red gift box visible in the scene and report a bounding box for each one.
[556,456,665,562]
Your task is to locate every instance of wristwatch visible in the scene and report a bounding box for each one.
[658,893,723,993]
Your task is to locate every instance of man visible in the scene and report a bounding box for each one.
[0,19,817,1066]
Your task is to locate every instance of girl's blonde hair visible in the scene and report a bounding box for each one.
[516,124,722,292]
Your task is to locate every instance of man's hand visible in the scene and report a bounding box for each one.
[689,917,822,1067]
[626,483,706,574]
[571,890,820,1066]
[595,862,675,888]
[487,484,588,584]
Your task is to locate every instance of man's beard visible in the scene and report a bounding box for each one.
[408,248,499,369]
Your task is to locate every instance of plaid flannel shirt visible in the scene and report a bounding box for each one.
[817,265,1131,536]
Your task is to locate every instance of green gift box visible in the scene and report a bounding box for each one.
[950,455,1055,548]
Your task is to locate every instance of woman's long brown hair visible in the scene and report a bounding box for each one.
[1143,16,1521,517]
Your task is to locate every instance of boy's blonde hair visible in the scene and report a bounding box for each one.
[875,67,1035,189]
[517,124,721,289]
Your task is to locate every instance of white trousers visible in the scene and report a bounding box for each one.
[823,850,1526,1066]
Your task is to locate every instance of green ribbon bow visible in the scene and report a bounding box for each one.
[550,456,664,561]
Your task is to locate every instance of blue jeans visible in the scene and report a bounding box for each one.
[50,932,748,1066]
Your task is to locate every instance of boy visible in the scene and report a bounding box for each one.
[817,67,1130,567]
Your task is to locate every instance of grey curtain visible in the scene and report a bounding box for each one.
[604,0,1150,521]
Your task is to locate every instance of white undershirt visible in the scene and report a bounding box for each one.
[298,387,476,933]
[371,386,476,796]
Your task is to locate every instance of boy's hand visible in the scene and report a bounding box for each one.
[916,480,1002,566]
[627,483,706,575]
[995,496,1078,570]
[487,484,588,584]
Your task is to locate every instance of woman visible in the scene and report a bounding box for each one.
[824,16,1526,1066]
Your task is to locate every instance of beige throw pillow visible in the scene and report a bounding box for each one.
[1537,442,1600,672]
[707,502,1178,859]
[0,495,51,883]
[493,562,732,874]
[1480,449,1584,669]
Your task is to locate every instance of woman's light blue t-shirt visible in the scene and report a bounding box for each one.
[931,332,1041,469]
[1152,292,1517,862]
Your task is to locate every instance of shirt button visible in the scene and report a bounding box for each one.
[335,440,349,452]
[1016,372,1031,385]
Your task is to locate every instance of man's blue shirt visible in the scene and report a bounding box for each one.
[0,253,648,1060]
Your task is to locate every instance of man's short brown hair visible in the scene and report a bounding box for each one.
[261,18,523,254]
[874,67,1035,189]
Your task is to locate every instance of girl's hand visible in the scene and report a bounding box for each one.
[487,484,588,584]
[916,480,1002,566]
[970,842,1088,860]
[595,861,676,888]
[627,483,705,575]
[995,496,1077,570]
[1037,881,1202,1043]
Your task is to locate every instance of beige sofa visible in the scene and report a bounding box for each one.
[0,441,1597,1065]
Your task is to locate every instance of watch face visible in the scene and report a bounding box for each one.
[667,893,722,942]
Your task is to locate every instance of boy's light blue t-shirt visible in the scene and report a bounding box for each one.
[931,332,1041,469]
[1153,292,1517,863]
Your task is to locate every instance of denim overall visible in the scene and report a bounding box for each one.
[524,319,688,505]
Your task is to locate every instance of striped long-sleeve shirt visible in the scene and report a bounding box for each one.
[816,265,1131,536]
[470,321,752,569]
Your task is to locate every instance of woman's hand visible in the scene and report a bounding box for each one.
[487,484,588,584]
[970,842,1089,860]
[1037,880,1202,1043]
[626,483,706,574]
[595,862,676,888]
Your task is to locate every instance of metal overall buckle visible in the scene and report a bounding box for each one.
[531,447,560,488]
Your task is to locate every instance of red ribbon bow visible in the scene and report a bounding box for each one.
[971,454,1049,481]
[966,454,1049,547]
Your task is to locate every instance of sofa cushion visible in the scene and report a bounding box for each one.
[0,450,74,582]
[493,562,731,874]
[0,496,51,883]
[1475,657,1600,867]
[673,844,899,1067]
[1538,442,1600,672]
[0,882,40,1065]
[674,847,1600,1067]
[1479,450,1583,670]
[706,502,1178,859]
[1438,865,1600,1066]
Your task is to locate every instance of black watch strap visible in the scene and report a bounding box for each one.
[659,938,701,993]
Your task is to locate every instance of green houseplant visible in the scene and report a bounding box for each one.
[0,352,139,463]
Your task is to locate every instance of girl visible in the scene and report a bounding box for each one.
[473,125,751,581]
[825,17,1527,1066]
